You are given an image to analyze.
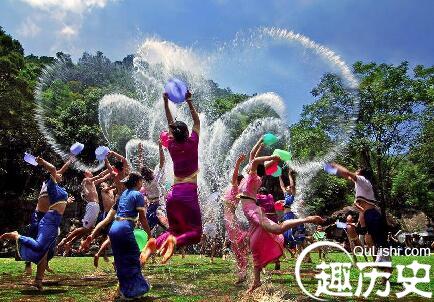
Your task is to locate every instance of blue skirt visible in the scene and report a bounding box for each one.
[18,210,61,264]
[109,220,150,298]
[282,211,297,248]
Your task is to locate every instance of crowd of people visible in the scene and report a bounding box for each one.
[0,91,392,300]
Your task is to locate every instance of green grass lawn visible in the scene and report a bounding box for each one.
[0,252,433,302]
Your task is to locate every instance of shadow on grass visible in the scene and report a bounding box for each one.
[113,294,172,302]
[20,288,68,295]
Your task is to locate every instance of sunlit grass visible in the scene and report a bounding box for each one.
[0,252,432,301]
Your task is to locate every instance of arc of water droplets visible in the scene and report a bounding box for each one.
[261,27,359,89]
[259,27,360,215]
[34,59,104,172]
[34,28,361,221]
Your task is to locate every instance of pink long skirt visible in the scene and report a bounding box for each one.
[242,200,284,269]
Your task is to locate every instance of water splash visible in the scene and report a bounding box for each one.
[35,27,359,221]
[34,59,105,172]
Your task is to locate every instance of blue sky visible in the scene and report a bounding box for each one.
[1,0,433,123]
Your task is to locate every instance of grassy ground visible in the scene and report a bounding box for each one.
[0,252,433,302]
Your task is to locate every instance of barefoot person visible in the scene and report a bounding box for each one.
[141,90,202,264]
[256,187,280,270]
[1,156,75,290]
[222,154,249,284]
[93,182,116,268]
[24,156,73,274]
[80,152,130,253]
[345,211,369,262]
[139,141,168,236]
[331,163,391,279]
[58,159,113,255]
[200,221,217,263]
[81,172,151,299]
[239,140,325,292]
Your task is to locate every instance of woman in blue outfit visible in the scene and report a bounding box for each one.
[83,172,151,300]
[24,156,73,275]
[0,156,74,290]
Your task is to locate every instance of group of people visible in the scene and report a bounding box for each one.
[0,90,388,299]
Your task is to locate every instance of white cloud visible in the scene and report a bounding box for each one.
[17,18,41,37]
[18,0,118,56]
[59,25,78,38]
[20,0,113,14]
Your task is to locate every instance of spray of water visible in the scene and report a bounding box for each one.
[34,27,359,222]
[34,59,105,172]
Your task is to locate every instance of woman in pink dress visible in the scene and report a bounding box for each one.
[222,154,249,284]
[140,90,202,264]
[239,139,325,292]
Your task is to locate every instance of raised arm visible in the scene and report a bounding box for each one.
[254,143,263,159]
[57,156,74,174]
[231,154,246,186]
[163,93,175,126]
[94,170,114,186]
[279,176,286,193]
[36,157,57,179]
[138,142,144,169]
[249,138,264,162]
[331,163,357,182]
[104,158,113,174]
[185,91,200,133]
[108,150,127,163]
[89,169,109,182]
[108,150,130,174]
[288,168,296,195]
[158,141,165,169]
[250,155,280,173]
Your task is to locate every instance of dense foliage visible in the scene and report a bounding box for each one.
[0,27,432,230]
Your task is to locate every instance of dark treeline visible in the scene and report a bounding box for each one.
[0,27,432,232]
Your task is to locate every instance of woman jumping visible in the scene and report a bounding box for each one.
[140,90,202,264]
[24,156,73,274]
[1,156,74,290]
[239,139,324,292]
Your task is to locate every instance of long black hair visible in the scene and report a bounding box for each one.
[169,121,189,142]
[122,172,143,189]
[257,163,266,177]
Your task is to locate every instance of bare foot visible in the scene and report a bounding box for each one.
[140,238,157,266]
[63,243,72,256]
[94,255,100,268]
[0,231,19,241]
[32,279,43,291]
[246,281,262,293]
[161,235,176,264]
[158,239,168,257]
[80,236,92,252]
[24,263,32,275]
[57,238,67,248]
[103,254,109,262]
